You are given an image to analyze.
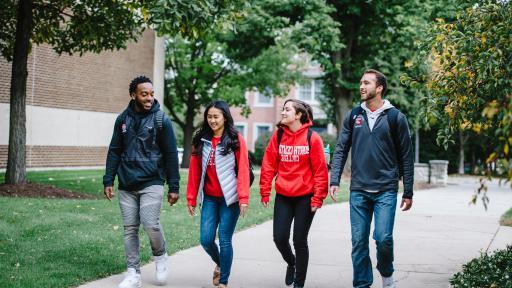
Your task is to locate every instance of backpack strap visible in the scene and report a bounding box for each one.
[385,107,403,177]
[154,110,165,131]
[307,128,313,149]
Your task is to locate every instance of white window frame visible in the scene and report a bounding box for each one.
[253,91,274,107]
[234,122,248,140]
[252,122,273,147]
[297,79,322,104]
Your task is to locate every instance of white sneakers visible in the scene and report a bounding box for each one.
[118,268,141,288]
[154,253,168,285]
[118,254,167,288]
[382,275,397,288]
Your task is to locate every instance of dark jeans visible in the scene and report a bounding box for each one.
[273,193,316,287]
[200,195,240,285]
[350,190,397,288]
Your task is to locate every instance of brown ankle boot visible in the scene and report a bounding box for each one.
[212,265,221,286]
[218,284,227,288]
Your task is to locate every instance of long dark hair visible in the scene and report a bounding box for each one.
[277,99,314,127]
[192,100,240,156]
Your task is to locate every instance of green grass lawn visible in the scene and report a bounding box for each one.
[500,207,512,227]
[0,169,349,287]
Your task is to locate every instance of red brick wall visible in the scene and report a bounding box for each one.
[0,145,107,168]
[0,30,156,169]
[0,29,155,114]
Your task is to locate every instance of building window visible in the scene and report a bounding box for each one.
[253,123,273,147]
[234,122,247,139]
[298,79,323,103]
[254,90,273,107]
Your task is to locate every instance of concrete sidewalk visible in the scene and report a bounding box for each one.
[79,177,512,288]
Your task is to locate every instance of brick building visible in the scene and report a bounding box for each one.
[0,30,164,169]
[231,65,336,151]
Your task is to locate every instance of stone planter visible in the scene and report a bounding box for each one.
[414,163,430,183]
[429,160,449,186]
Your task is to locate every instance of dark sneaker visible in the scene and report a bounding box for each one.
[285,265,295,286]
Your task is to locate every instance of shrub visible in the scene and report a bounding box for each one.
[450,246,512,288]
[253,131,273,165]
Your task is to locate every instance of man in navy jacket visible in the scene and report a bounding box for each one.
[103,75,180,288]
[329,69,414,288]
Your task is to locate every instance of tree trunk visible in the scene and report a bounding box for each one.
[5,0,33,184]
[180,94,197,168]
[458,130,465,174]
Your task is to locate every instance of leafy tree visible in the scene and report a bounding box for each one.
[164,0,341,167]
[235,0,464,170]
[0,0,239,184]
[411,0,511,184]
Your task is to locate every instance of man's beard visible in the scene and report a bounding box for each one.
[362,90,377,101]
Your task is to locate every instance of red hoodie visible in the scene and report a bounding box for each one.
[187,133,250,207]
[259,122,328,208]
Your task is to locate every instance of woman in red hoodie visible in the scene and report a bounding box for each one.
[260,99,328,288]
[187,100,250,288]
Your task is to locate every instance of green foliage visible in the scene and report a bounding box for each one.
[0,1,147,60]
[149,0,245,39]
[0,0,243,60]
[410,0,512,183]
[318,132,337,158]
[500,207,512,227]
[450,246,512,288]
[253,131,273,165]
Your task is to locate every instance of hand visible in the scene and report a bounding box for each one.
[400,198,413,211]
[187,205,196,216]
[240,204,248,217]
[311,206,318,213]
[261,201,269,208]
[329,186,339,202]
[104,186,114,201]
[167,193,179,206]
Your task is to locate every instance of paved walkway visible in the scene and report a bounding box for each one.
[80,177,512,288]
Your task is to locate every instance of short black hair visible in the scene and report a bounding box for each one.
[364,69,387,96]
[129,75,152,95]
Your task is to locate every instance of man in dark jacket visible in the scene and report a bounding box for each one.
[103,76,180,288]
[329,69,414,288]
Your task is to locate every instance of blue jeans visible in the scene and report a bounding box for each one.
[350,190,397,288]
[200,195,240,285]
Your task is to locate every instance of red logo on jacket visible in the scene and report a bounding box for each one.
[354,116,363,127]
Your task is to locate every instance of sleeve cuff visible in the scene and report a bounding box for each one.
[402,192,413,199]
[261,195,270,203]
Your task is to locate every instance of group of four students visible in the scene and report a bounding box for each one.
[104,69,413,288]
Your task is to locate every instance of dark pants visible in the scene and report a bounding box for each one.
[273,193,316,287]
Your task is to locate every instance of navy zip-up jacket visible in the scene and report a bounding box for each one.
[103,100,180,193]
[329,104,414,198]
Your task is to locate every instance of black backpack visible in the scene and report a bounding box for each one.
[348,106,404,177]
[235,153,255,187]
[120,109,165,147]
[120,110,165,134]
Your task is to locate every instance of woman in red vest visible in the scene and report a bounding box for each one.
[187,100,250,288]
